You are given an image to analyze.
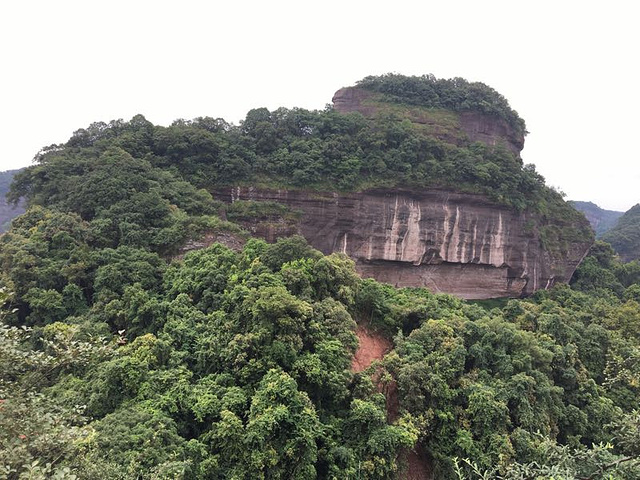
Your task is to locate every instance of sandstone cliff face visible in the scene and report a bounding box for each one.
[214,187,591,299]
[332,87,525,156]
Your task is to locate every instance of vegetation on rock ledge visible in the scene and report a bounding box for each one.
[357,73,527,137]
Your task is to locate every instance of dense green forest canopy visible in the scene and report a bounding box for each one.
[8,74,550,216]
[2,222,640,479]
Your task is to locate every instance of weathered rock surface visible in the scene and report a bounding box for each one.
[332,87,525,156]
[175,231,247,259]
[213,187,591,299]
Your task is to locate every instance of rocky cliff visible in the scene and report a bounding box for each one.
[213,187,591,299]
[162,76,591,299]
[200,81,592,299]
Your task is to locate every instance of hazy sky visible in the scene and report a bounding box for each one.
[1,0,638,211]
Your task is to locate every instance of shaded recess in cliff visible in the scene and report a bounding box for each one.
[212,187,591,299]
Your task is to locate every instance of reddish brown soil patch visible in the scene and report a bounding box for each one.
[351,325,392,373]
[351,326,397,421]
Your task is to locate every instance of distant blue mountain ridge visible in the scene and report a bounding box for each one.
[0,168,26,232]
[570,200,624,238]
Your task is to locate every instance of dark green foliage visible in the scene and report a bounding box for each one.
[3,224,640,478]
[0,297,114,479]
[570,241,626,295]
[1,236,421,478]
[8,144,221,255]
[602,203,640,262]
[11,93,574,220]
[381,283,640,478]
[571,241,640,295]
[92,405,188,473]
[0,207,95,324]
[259,235,323,272]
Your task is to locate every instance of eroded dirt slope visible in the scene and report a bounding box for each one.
[351,325,432,480]
[351,325,392,373]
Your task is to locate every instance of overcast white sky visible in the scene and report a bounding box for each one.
[1,0,638,211]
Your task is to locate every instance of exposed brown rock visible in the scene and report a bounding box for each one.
[332,87,378,116]
[213,187,591,299]
[400,444,433,480]
[459,110,524,154]
[351,326,398,422]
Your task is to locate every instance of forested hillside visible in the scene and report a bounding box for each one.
[2,224,639,479]
[602,204,640,262]
[2,75,638,479]
[570,200,624,238]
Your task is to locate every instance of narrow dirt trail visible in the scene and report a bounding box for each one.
[351,325,433,479]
